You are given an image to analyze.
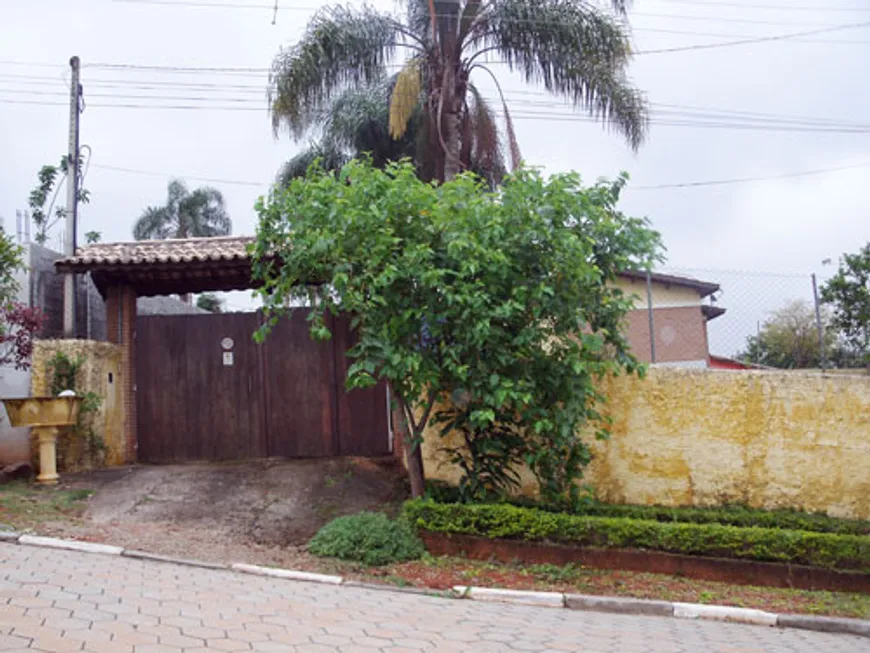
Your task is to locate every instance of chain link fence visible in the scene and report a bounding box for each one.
[631,266,864,372]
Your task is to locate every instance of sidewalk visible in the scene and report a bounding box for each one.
[2,544,868,652]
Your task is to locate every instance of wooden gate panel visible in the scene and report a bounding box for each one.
[332,315,391,456]
[262,311,338,458]
[136,313,266,462]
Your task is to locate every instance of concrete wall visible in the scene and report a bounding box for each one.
[422,368,870,520]
[31,340,124,471]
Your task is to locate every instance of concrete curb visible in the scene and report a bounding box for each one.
[673,602,778,626]
[122,549,226,570]
[4,534,869,639]
[231,563,343,585]
[18,534,123,556]
[777,614,870,638]
[565,593,674,617]
[341,580,452,598]
[454,585,565,608]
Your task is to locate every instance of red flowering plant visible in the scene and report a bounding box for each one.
[0,303,44,370]
[0,227,43,371]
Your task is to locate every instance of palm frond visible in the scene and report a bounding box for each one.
[133,206,172,241]
[466,84,505,185]
[184,187,232,237]
[458,0,484,47]
[468,0,646,149]
[389,60,422,139]
[277,143,350,186]
[270,5,402,139]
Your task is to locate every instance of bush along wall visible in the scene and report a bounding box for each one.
[403,500,870,572]
[424,483,870,536]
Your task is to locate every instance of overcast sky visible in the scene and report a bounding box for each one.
[1,0,868,350]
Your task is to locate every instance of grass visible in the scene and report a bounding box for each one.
[0,481,93,531]
[330,554,870,620]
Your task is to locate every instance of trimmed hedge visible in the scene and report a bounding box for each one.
[423,481,870,535]
[403,500,870,572]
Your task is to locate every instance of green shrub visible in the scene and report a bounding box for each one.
[422,481,870,535]
[403,500,870,571]
[308,512,424,566]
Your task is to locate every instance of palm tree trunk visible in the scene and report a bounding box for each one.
[439,65,463,182]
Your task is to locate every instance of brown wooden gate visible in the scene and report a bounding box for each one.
[136,311,390,463]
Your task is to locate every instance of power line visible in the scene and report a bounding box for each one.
[654,0,870,12]
[90,163,265,186]
[631,161,870,190]
[5,94,870,134]
[113,0,847,28]
[637,19,870,54]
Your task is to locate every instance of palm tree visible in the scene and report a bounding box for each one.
[278,73,507,187]
[270,0,646,184]
[133,180,232,241]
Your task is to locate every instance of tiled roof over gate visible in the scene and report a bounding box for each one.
[58,235,256,267]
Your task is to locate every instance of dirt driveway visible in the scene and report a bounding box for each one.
[38,457,407,568]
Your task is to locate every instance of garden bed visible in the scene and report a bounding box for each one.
[404,500,870,592]
[420,532,870,593]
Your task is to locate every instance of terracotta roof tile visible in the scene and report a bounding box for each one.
[59,235,256,268]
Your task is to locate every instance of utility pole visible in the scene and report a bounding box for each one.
[811,273,825,370]
[63,56,81,338]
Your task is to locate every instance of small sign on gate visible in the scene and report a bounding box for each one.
[223,351,234,366]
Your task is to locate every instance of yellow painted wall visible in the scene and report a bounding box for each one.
[31,340,124,471]
[422,368,870,519]
[612,277,703,309]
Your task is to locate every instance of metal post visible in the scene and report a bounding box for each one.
[811,273,825,369]
[646,270,656,363]
[63,55,80,338]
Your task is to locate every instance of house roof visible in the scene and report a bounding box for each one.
[619,270,720,298]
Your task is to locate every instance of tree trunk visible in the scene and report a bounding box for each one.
[405,431,426,498]
[397,395,427,498]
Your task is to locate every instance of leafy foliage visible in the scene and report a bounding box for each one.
[403,500,870,571]
[308,512,425,566]
[270,1,646,183]
[738,300,834,369]
[253,159,662,503]
[0,227,23,307]
[27,155,91,246]
[822,242,870,367]
[196,293,224,313]
[423,482,870,535]
[47,352,106,465]
[133,180,232,241]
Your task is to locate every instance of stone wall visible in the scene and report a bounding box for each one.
[422,368,870,520]
[31,340,124,472]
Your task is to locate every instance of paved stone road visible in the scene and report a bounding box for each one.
[1,545,868,653]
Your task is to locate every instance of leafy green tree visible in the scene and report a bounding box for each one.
[196,293,224,313]
[822,242,870,368]
[739,300,834,369]
[28,155,91,246]
[270,1,646,184]
[133,180,232,241]
[252,160,661,502]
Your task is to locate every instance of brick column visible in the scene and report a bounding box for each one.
[106,285,121,345]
